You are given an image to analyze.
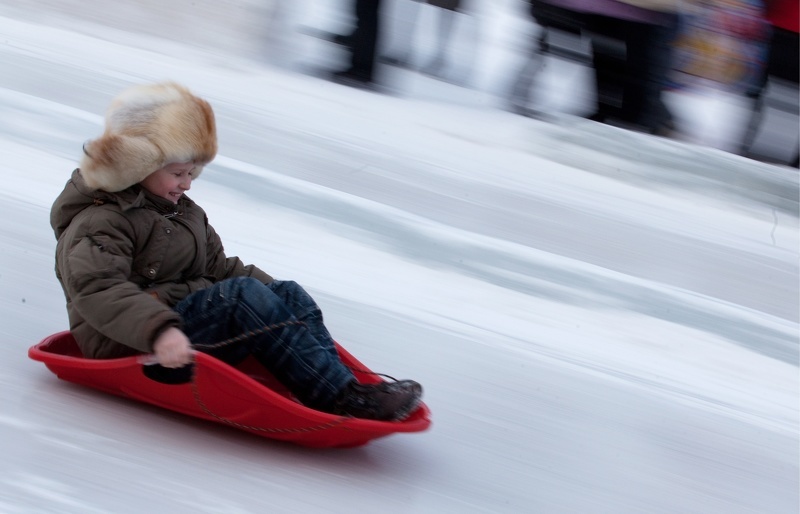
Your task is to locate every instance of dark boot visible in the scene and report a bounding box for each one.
[334,379,423,421]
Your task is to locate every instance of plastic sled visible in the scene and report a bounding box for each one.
[28,331,431,448]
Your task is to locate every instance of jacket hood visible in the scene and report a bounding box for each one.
[51,168,181,239]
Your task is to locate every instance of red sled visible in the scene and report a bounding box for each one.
[28,331,431,448]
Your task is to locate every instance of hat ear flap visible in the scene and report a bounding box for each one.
[80,134,163,192]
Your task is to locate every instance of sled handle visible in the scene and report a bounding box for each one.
[141,359,195,385]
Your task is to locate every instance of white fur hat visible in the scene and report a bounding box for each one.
[80,82,217,192]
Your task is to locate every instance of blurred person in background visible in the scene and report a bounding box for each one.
[743,0,799,166]
[581,0,680,135]
[761,0,798,84]
[508,0,589,117]
[381,0,470,81]
[330,0,385,87]
[671,0,769,93]
[514,1,679,135]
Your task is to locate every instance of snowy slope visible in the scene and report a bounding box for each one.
[0,1,797,513]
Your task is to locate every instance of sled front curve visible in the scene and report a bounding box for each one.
[28,331,431,448]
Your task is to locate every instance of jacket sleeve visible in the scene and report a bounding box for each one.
[59,209,182,354]
[204,221,274,284]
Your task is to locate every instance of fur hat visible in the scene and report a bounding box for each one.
[80,82,217,192]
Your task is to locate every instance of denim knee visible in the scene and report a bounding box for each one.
[225,276,266,301]
[232,277,299,327]
[180,276,264,308]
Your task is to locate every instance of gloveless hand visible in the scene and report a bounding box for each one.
[152,327,194,368]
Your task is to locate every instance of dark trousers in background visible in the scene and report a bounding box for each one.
[344,0,383,82]
[763,27,799,85]
[588,15,675,133]
[743,26,800,166]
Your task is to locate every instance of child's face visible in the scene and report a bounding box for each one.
[140,162,196,204]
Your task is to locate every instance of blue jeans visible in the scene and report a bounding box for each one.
[173,277,355,411]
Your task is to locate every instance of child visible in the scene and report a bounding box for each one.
[50,82,422,421]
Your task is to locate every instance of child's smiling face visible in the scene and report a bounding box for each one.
[140,162,197,204]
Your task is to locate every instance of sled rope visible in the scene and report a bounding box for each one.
[191,320,397,379]
[190,320,306,351]
[186,320,390,434]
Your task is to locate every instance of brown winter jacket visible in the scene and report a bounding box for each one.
[50,168,273,359]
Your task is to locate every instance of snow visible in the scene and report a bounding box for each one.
[0,1,798,513]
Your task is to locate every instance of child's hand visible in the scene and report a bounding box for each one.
[153,327,194,368]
